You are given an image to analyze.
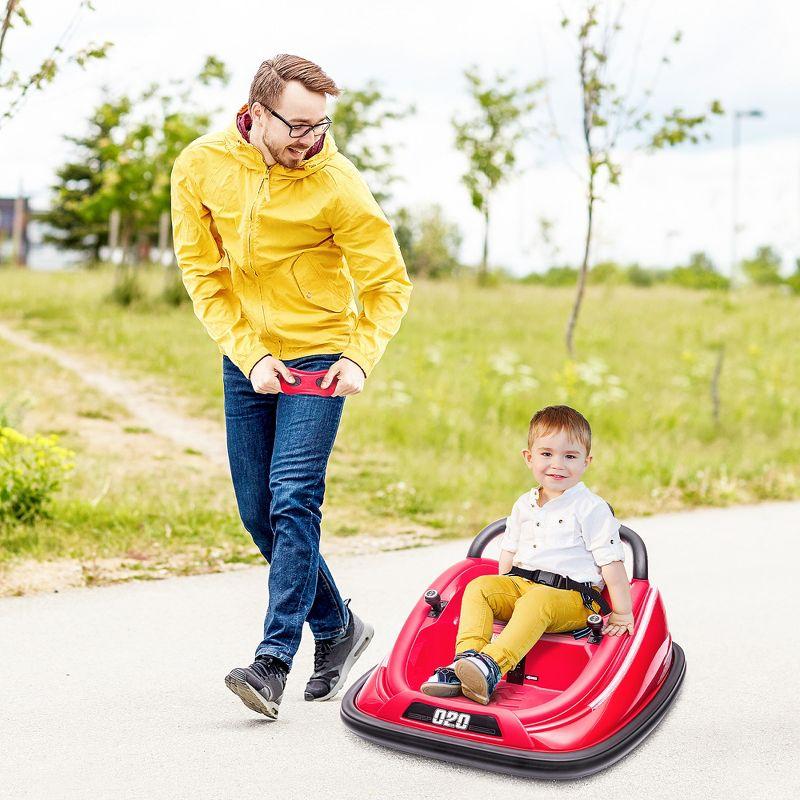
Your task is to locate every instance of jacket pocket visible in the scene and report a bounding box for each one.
[290,252,350,313]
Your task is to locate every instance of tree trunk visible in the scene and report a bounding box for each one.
[11,195,26,267]
[118,223,131,270]
[479,203,490,284]
[565,178,594,357]
[568,24,596,358]
[711,344,724,427]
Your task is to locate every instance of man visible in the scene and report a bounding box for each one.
[170,54,412,719]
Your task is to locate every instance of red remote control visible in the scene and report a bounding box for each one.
[278,367,338,397]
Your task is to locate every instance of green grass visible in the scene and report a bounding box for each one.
[1,499,250,564]
[1,265,798,555]
[0,339,248,567]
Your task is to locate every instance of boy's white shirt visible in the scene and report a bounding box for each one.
[498,481,624,586]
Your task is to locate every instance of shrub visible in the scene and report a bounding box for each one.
[588,260,625,284]
[0,427,75,524]
[666,252,730,290]
[627,263,658,287]
[392,205,463,278]
[107,269,144,307]
[741,245,784,286]
[786,260,800,295]
[541,265,579,286]
[161,274,191,306]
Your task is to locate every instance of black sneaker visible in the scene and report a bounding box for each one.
[225,655,288,719]
[304,602,374,701]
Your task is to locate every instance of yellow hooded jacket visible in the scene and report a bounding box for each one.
[170,118,412,378]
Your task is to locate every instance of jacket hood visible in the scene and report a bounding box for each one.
[225,104,338,178]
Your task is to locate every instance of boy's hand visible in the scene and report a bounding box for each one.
[602,611,634,636]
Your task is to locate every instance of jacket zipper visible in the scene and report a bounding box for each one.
[248,167,281,355]
[247,170,267,276]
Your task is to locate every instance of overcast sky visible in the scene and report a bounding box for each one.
[1,0,798,275]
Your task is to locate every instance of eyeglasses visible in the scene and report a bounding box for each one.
[266,107,332,139]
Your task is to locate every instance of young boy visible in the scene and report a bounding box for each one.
[421,405,635,705]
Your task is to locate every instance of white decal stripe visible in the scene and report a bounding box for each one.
[588,586,658,710]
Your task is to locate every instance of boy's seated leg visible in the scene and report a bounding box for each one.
[481,583,590,677]
[454,574,523,655]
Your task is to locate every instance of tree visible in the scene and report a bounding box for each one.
[452,67,542,284]
[331,80,414,205]
[40,56,230,263]
[38,94,133,260]
[0,1,111,128]
[37,161,107,261]
[393,205,462,278]
[558,3,724,355]
[741,245,783,286]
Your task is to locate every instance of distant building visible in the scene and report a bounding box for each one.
[0,197,82,270]
[0,196,29,265]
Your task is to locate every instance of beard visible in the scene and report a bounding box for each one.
[260,129,305,169]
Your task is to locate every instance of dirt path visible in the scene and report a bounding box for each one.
[0,320,228,468]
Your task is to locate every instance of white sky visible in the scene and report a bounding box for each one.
[1,0,798,275]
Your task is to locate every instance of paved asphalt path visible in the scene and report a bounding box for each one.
[1,502,798,799]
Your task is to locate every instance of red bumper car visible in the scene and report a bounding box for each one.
[341,518,685,778]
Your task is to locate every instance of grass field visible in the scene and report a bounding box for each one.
[0,336,261,586]
[1,266,798,574]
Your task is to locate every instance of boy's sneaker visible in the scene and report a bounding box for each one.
[454,651,502,705]
[224,655,288,719]
[304,602,374,701]
[420,650,479,698]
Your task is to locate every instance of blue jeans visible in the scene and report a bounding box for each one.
[222,353,350,670]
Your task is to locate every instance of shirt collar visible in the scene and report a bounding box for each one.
[530,481,586,508]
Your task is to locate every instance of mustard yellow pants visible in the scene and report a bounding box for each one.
[455,574,596,675]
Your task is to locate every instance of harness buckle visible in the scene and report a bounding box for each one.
[538,571,559,588]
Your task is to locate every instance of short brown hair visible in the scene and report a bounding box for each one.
[527,405,592,454]
[248,54,340,108]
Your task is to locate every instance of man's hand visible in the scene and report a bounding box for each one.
[602,611,634,637]
[250,355,295,394]
[321,358,365,397]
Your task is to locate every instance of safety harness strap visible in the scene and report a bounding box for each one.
[507,566,613,615]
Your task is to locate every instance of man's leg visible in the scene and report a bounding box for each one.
[223,355,278,559]
[254,354,350,668]
[222,355,349,648]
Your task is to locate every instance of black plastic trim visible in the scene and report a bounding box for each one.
[340,642,685,780]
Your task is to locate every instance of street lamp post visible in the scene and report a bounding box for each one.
[731,109,764,285]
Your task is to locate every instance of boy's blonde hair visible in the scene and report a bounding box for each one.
[528,405,592,455]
